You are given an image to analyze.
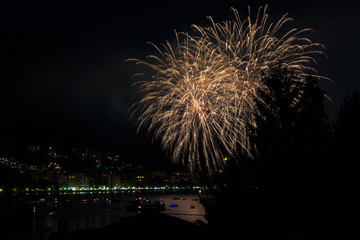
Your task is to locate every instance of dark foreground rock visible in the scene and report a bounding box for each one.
[48,213,209,240]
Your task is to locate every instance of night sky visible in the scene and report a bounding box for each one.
[0,0,359,164]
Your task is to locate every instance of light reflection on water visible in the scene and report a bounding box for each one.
[33,192,206,234]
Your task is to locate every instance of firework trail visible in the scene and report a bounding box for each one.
[128,5,325,173]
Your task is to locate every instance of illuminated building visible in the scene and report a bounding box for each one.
[67,173,91,190]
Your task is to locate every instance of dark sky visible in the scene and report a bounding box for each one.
[0,0,359,163]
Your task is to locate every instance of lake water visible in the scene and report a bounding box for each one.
[2,191,207,239]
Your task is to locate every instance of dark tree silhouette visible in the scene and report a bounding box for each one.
[333,89,360,153]
[331,90,360,213]
[332,89,360,189]
[251,64,302,187]
[295,75,331,157]
[205,64,337,240]
[317,89,360,238]
[291,75,332,193]
[252,65,331,187]
[249,64,334,238]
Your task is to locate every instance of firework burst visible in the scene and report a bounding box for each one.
[128,5,326,173]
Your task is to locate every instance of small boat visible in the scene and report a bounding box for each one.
[169,203,178,207]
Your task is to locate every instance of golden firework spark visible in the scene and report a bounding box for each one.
[128,5,326,173]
